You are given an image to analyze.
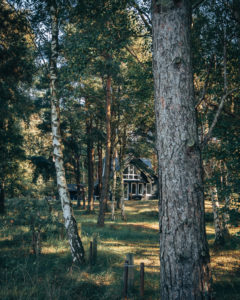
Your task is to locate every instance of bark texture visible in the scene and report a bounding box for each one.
[111,149,117,221]
[86,119,94,211]
[49,3,84,264]
[211,186,225,245]
[97,76,112,226]
[97,139,103,198]
[0,181,5,214]
[152,1,212,299]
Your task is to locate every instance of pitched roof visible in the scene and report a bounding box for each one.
[67,184,84,192]
[130,158,157,180]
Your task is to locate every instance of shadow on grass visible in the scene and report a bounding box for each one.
[81,222,158,243]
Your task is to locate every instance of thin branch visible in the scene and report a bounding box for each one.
[124,45,147,70]
[207,102,240,120]
[131,1,152,33]
[195,61,213,109]
[201,88,238,148]
[192,0,206,10]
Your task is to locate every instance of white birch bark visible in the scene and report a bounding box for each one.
[49,2,84,264]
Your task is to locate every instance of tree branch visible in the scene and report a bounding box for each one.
[201,88,238,148]
[131,1,152,33]
[192,0,206,10]
[124,45,147,70]
[195,60,213,109]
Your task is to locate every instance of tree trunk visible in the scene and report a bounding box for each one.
[0,181,5,214]
[86,121,94,211]
[97,76,112,226]
[97,140,103,198]
[111,149,117,221]
[152,1,212,299]
[120,169,126,221]
[76,157,81,208]
[211,186,225,246]
[49,3,84,264]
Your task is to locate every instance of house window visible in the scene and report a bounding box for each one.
[131,183,137,194]
[146,183,152,195]
[138,183,143,195]
[123,165,140,180]
[129,166,134,179]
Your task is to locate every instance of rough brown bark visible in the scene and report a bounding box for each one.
[97,76,112,226]
[86,120,94,211]
[49,2,84,264]
[97,139,103,198]
[111,149,117,221]
[211,186,225,246]
[152,1,212,299]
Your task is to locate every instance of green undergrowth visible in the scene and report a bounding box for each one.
[0,198,240,299]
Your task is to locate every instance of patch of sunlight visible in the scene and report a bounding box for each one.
[205,200,212,212]
[230,227,240,235]
[100,243,136,255]
[41,245,68,254]
[0,236,13,241]
[122,222,159,230]
[206,226,215,234]
[211,250,240,273]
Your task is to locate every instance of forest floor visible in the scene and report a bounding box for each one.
[0,199,240,299]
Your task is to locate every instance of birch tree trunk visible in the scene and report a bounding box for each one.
[152,1,212,298]
[97,76,112,226]
[49,3,84,264]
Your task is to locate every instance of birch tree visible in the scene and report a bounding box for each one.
[49,1,85,264]
[152,1,212,298]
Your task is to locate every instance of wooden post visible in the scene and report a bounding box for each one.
[126,253,134,290]
[89,241,93,265]
[140,262,144,298]
[123,260,129,299]
[93,235,97,264]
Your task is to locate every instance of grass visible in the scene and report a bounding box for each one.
[0,199,240,299]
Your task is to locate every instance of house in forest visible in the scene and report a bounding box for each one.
[67,183,84,200]
[122,158,158,200]
[94,157,158,200]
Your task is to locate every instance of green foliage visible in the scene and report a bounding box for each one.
[0,1,35,199]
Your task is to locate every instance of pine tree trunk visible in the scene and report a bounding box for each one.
[86,121,94,211]
[120,169,126,220]
[211,186,224,245]
[111,150,117,221]
[49,3,84,264]
[222,196,230,238]
[97,140,103,198]
[0,181,5,214]
[97,76,112,226]
[152,1,212,298]
[76,157,81,208]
